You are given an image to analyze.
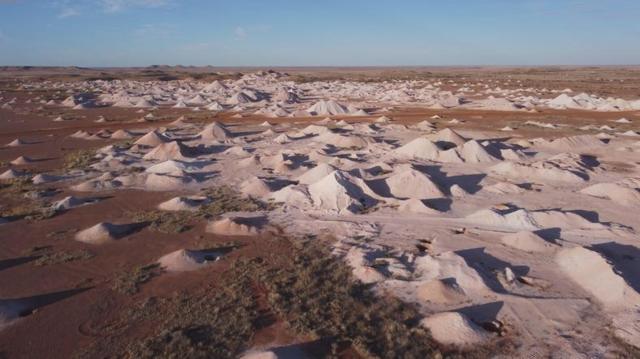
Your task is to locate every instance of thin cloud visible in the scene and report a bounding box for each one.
[100,0,172,13]
[234,26,247,39]
[58,7,80,18]
[134,23,176,38]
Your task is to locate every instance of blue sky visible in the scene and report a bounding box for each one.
[0,0,639,66]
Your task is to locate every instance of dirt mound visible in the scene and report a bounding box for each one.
[385,168,445,199]
[206,216,267,236]
[307,99,349,116]
[240,177,273,198]
[10,156,33,165]
[543,135,606,151]
[490,161,586,183]
[75,222,138,244]
[501,231,556,253]
[143,141,195,161]
[144,172,193,191]
[427,128,467,147]
[158,196,208,211]
[416,279,467,304]
[134,130,169,147]
[580,182,640,206]
[51,196,97,211]
[110,129,135,140]
[394,137,440,161]
[308,170,377,214]
[556,246,640,310]
[314,132,369,149]
[420,312,489,346]
[0,169,27,180]
[157,249,222,272]
[198,121,231,141]
[458,140,499,163]
[296,163,337,185]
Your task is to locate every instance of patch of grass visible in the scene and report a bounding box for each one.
[63,148,98,170]
[126,274,258,358]
[128,210,193,234]
[198,185,276,218]
[0,178,56,220]
[0,177,33,193]
[112,263,161,295]
[76,235,507,358]
[34,249,94,266]
[260,239,444,358]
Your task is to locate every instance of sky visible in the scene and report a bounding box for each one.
[0,0,639,67]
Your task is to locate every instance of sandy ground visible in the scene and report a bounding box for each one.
[1,67,639,358]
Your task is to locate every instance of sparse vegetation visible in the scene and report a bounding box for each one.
[34,250,94,266]
[125,272,258,358]
[128,210,193,234]
[260,238,445,358]
[198,185,277,218]
[63,148,98,170]
[0,178,56,220]
[78,236,501,359]
[112,263,161,295]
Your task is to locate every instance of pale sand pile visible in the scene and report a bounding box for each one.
[110,129,135,140]
[206,216,266,236]
[483,181,526,194]
[157,196,209,212]
[541,134,606,151]
[501,231,556,253]
[143,141,194,161]
[490,161,587,183]
[579,182,640,206]
[198,121,231,141]
[427,128,467,146]
[145,160,192,174]
[145,172,193,191]
[157,249,222,272]
[385,168,445,199]
[396,198,441,214]
[296,163,336,185]
[240,177,273,198]
[314,132,369,149]
[5,138,25,147]
[458,140,499,163]
[416,279,467,304]
[32,174,63,185]
[75,222,138,244]
[556,247,640,310]
[420,312,489,346]
[0,169,27,180]
[51,196,97,211]
[466,208,605,231]
[308,170,377,214]
[10,156,33,165]
[134,130,169,147]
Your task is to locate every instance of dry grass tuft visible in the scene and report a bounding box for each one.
[34,249,94,266]
[63,148,98,170]
[112,263,161,295]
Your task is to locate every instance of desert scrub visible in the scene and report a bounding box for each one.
[63,148,98,170]
[0,178,55,220]
[34,249,94,266]
[260,239,443,358]
[112,263,160,295]
[128,210,193,233]
[126,278,258,358]
[198,185,277,218]
[79,259,260,359]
